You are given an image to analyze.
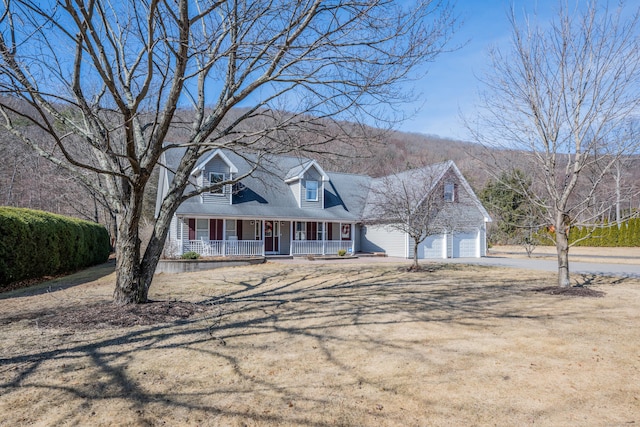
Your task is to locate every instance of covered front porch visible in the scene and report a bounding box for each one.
[174,217,355,257]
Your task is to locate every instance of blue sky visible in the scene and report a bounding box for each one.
[399,0,560,140]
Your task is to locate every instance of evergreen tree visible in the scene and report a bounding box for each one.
[480,169,544,246]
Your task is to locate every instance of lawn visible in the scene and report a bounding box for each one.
[1,260,639,426]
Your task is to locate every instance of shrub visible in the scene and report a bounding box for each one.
[181,251,201,260]
[0,207,110,288]
[337,249,347,256]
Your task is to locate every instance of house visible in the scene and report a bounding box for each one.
[360,161,492,258]
[156,148,491,259]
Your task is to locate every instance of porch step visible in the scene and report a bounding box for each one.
[265,255,294,260]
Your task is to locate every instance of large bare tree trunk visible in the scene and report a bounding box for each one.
[113,234,145,304]
[113,232,167,305]
[112,199,147,304]
[555,227,571,288]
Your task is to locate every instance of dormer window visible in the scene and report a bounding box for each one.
[210,172,225,194]
[306,180,318,201]
[444,182,456,202]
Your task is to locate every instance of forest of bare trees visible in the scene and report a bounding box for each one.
[3,107,638,230]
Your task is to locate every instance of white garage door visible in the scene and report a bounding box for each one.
[420,234,445,259]
[453,231,478,258]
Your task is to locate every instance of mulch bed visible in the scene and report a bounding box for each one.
[532,286,605,298]
[38,300,210,330]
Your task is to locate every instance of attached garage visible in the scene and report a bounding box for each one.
[360,225,407,257]
[419,234,446,259]
[363,227,486,259]
[452,231,479,258]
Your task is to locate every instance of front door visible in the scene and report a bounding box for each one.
[265,220,280,253]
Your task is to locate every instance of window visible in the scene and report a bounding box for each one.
[305,180,318,201]
[295,221,306,240]
[225,219,236,240]
[209,172,225,194]
[317,222,324,241]
[254,221,262,240]
[444,182,456,202]
[196,219,208,240]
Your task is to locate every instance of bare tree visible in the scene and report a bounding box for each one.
[472,1,640,287]
[364,163,457,270]
[0,0,456,303]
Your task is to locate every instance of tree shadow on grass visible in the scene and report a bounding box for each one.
[0,263,623,426]
[0,259,116,300]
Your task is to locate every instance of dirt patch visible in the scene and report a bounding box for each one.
[38,300,209,330]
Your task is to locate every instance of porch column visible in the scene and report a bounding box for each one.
[351,222,355,254]
[222,219,227,257]
[178,217,184,255]
[290,221,294,256]
[322,221,327,255]
[261,220,266,256]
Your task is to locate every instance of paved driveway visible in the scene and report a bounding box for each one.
[441,256,640,279]
[273,252,640,279]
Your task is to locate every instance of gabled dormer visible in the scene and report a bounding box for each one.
[284,160,330,209]
[191,149,238,205]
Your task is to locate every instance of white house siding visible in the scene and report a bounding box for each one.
[289,181,301,206]
[419,234,446,259]
[168,214,178,241]
[353,224,362,252]
[361,225,407,257]
[164,214,181,256]
[479,224,487,257]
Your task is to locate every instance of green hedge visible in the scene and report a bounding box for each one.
[536,218,640,247]
[0,207,110,287]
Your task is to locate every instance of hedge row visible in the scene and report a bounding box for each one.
[0,207,111,288]
[537,218,640,247]
[569,218,640,247]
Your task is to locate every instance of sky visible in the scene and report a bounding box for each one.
[398,0,560,140]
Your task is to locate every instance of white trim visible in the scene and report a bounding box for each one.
[284,160,330,183]
[192,149,238,175]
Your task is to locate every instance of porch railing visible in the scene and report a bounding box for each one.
[291,240,353,256]
[184,240,264,257]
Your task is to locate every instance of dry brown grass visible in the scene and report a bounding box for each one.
[1,260,640,426]
[491,245,640,265]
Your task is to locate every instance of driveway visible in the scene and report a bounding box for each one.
[273,249,640,278]
[441,255,640,279]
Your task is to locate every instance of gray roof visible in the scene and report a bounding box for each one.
[162,147,372,221]
[361,160,491,222]
[159,148,489,223]
[361,161,452,220]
